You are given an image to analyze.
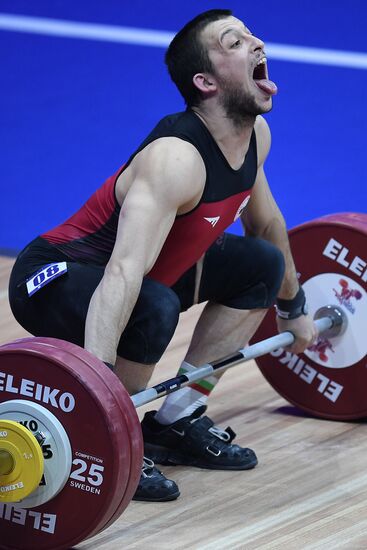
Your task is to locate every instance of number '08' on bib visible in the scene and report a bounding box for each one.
[26,263,67,297]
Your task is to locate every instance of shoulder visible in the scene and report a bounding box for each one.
[133,137,205,179]
[129,136,206,203]
[254,115,271,166]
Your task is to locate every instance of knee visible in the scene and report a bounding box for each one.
[145,286,181,355]
[118,281,181,364]
[261,243,285,304]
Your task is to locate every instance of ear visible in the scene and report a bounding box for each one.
[192,73,217,96]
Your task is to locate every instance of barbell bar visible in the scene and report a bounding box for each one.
[131,305,345,407]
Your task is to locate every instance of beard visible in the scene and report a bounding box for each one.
[217,76,272,127]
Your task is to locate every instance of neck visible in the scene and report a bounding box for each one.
[191,102,256,170]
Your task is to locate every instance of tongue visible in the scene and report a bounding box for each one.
[255,79,278,96]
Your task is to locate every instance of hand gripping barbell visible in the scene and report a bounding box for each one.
[0,211,366,549]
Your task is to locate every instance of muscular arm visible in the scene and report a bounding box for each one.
[84,138,205,364]
[241,116,299,299]
[241,116,317,352]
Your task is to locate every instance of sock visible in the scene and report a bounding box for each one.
[154,361,219,425]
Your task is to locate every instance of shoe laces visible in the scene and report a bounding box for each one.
[208,425,231,442]
[142,456,155,478]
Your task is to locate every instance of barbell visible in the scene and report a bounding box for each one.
[0,211,366,549]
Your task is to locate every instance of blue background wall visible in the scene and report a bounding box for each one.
[1,1,366,253]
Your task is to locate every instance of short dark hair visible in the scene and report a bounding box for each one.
[165,9,232,106]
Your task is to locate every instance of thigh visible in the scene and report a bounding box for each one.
[198,232,285,309]
[9,238,181,362]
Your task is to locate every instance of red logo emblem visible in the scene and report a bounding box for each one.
[308,337,335,362]
[333,278,362,314]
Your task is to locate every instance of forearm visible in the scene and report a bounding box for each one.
[84,268,142,364]
[245,213,299,299]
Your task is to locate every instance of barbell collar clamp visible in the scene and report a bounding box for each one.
[313,305,347,338]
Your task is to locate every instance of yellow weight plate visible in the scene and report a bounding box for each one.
[0,419,44,503]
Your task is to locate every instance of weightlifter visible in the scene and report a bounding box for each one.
[9,9,317,501]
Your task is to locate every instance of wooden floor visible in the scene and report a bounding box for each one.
[1,256,367,550]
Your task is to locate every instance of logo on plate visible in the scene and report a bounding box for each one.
[333,278,362,314]
[308,337,335,363]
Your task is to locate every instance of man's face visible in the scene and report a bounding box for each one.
[200,16,277,120]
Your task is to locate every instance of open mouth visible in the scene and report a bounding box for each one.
[252,57,268,81]
[252,57,278,96]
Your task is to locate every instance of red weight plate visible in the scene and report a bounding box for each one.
[0,338,133,550]
[254,212,367,420]
[28,338,143,533]
[11,338,143,537]
[58,346,143,532]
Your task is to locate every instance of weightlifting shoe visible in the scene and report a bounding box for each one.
[141,406,258,470]
[132,457,180,502]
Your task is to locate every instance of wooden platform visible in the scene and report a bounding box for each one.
[1,256,367,549]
